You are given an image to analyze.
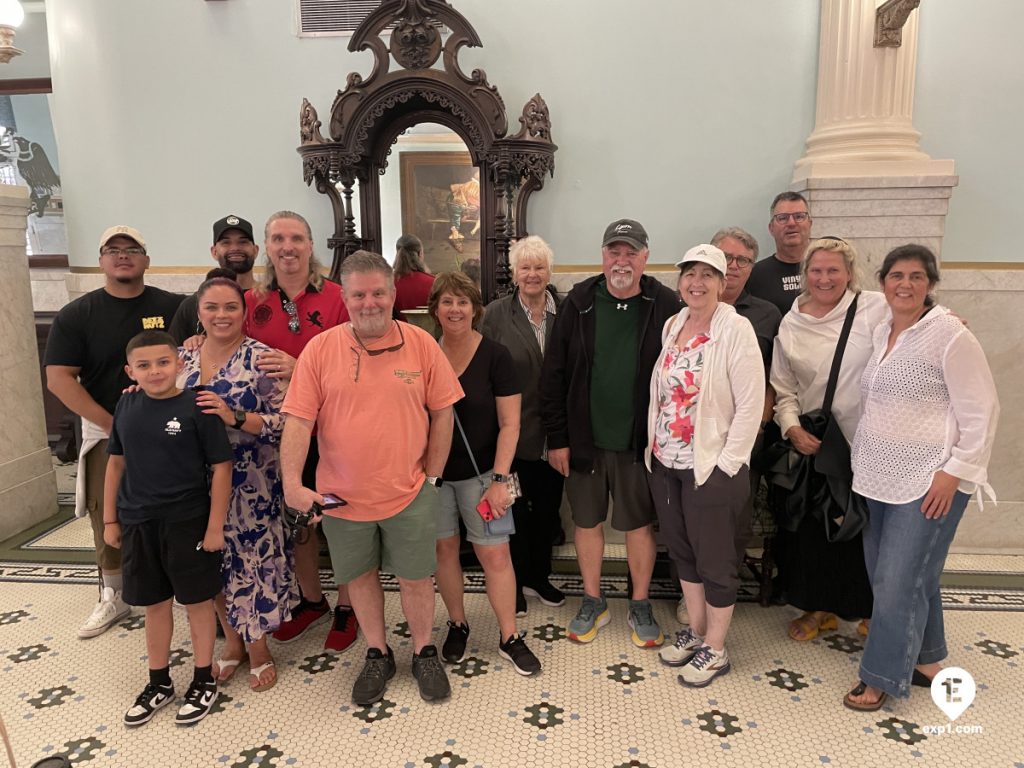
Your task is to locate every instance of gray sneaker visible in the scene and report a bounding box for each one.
[352,646,396,705]
[412,645,451,701]
[659,626,703,667]
[568,594,610,643]
[627,599,664,648]
[678,645,731,688]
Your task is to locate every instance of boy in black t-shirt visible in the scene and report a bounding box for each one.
[103,330,233,728]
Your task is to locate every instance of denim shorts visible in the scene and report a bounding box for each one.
[436,471,512,546]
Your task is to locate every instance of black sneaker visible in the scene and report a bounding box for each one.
[441,620,470,663]
[174,680,218,726]
[412,645,451,701]
[499,633,542,676]
[515,590,528,618]
[352,646,396,706]
[124,682,175,727]
[523,580,566,607]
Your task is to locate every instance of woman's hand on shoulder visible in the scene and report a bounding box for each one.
[182,334,206,352]
[257,349,297,380]
[196,390,232,425]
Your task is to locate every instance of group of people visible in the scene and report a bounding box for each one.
[43,192,998,729]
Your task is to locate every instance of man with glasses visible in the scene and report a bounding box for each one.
[242,211,361,655]
[746,192,813,316]
[169,214,260,343]
[45,225,183,638]
[281,250,462,705]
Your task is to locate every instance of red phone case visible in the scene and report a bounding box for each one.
[476,499,493,521]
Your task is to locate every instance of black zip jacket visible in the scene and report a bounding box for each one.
[539,273,681,472]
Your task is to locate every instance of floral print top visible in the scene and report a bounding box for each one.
[652,333,710,469]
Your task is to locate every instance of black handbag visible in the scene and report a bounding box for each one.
[765,293,868,543]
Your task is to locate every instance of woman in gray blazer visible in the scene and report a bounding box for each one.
[481,236,564,616]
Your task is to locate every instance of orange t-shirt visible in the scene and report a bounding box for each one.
[282,321,463,521]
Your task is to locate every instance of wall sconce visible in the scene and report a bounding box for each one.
[0,0,25,64]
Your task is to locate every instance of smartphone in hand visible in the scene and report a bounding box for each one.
[475,499,493,522]
[321,493,348,510]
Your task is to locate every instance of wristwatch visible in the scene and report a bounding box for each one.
[426,475,444,488]
[232,409,247,429]
[491,473,508,483]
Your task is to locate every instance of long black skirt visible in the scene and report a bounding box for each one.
[775,508,873,621]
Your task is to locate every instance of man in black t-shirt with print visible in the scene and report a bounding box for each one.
[745,192,813,316]
[44,225,183,639]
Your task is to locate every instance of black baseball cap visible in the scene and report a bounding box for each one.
[212,215,254,244]
[602,218,649,250]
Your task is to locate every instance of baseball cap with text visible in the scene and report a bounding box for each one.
[98,225,147,252]
[212,214,255,244]
[601,219,649,251]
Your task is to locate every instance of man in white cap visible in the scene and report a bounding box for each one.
[45,225,184,638]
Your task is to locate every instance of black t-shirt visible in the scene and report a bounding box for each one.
[745,255,802,317]
[734,291,783,375]
[44,286,185,415]
[169,292,201,344]
[443,337,520,481]
[107,390,233,524]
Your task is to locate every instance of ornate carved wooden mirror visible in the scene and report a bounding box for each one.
[297,0,557,300]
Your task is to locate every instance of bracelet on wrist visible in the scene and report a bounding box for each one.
[103,521,118,526]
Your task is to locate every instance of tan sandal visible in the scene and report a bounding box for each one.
[788,612,838,642]
[843,681,887,711]
[249,660,277,692]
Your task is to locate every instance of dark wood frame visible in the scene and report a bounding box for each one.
[297,0,556,300]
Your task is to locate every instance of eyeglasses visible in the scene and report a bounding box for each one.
[282,298,301,334]
[772,212,810,224]
[349,322,405,382]
[101,246,146,257]
[724,254,755,268]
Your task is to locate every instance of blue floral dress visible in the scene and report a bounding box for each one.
[178,337,296,643]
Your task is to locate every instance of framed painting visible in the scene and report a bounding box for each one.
[399,151,480,273]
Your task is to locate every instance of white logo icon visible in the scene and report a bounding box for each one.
[616,303,628,311]
[165,418,181,435]
[931,667,975,721]
[226,215,239,225]
[614,224,632,233]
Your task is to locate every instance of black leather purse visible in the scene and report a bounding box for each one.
[764,293,869,543]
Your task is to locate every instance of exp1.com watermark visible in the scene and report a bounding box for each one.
[921,667,984,736]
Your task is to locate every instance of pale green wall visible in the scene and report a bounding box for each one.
[39,0,1023,268]
[915,1,1024,263]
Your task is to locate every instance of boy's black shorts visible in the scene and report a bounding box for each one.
[121,512,223,607]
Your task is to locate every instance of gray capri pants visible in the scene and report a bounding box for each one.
[649,459,751,608]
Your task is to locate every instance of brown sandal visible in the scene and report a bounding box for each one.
[843,681,887,711]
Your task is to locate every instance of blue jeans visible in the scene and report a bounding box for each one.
[858,491,968,698]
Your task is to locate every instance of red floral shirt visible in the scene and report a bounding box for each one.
[652,333,710,469]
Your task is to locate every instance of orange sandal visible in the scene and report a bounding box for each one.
[788,612,838,642]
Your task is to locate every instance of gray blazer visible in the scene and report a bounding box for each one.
[481,287,558,461]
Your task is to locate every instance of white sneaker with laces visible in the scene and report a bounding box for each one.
[79,586,131,639]
[678,645,731,688]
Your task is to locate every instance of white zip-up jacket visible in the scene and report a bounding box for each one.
[644,302,765,486]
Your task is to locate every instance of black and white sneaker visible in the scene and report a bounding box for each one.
[124,682,175,727]
[499,633,542,676]
[441,620,470,664]
[174,680,218,726]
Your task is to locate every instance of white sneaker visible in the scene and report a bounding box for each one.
[658,626,703,667]
[676,597,689,625]
[79,587,131,639]
[678,645,731,688]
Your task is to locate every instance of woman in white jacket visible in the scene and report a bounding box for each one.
[645,244,764,688]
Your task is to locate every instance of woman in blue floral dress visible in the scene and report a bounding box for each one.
[177,276,295,691]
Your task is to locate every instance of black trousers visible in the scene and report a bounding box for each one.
[509,458,565,589]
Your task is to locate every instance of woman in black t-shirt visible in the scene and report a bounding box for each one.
[429,272,541,677]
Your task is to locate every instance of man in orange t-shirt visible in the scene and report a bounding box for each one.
[281,251,462,706]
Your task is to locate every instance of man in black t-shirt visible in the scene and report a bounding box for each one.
[44,225,183,639]
[745,192,813,316]
[168,214,259,343]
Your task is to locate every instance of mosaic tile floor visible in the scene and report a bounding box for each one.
[2,575,1023,768]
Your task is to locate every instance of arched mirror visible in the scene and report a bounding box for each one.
[297,0,557,300]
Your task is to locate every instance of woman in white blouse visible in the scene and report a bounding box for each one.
[844,244,998,711]
[770,237,888,643]
[645,244,763,688]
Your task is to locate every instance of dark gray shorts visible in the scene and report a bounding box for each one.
[565,449,656,532]
[649,459,751,608]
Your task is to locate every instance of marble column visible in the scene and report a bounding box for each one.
[792,0,958,277]
[0,185,58,542]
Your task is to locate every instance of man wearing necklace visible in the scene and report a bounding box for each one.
[281,250,463,705]
[243,211,358,654]
[540,219,680,649]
